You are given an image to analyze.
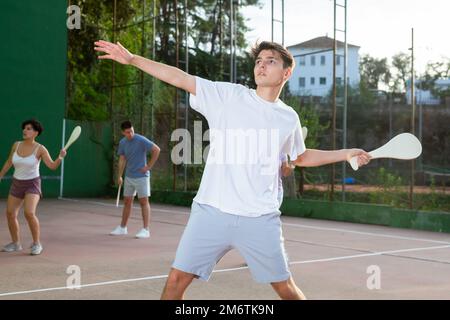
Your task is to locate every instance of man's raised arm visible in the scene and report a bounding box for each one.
[94,40,196,95]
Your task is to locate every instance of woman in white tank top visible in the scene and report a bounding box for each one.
[0,119,67,255]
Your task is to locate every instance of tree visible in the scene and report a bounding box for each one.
[390,52,411,93]
[155,0,260,82]
[420,59,450,99]
[67,0,262,121]
[359,54,391,90]
[67,0,137,121]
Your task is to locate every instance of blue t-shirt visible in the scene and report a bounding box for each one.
[118,134,154,178]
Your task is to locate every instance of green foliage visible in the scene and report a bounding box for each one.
[390,52,410,93]
[67,0,140,121]
[419,59,450,100]
[67,72,109,121]
[187,0,260,53]
[358,52,449,100]
[368,167,405,207]
[152,165,204,191]
[300,188,450,213]
[419,176,440,211]
[285,96,328,149]
[359,54,391,90]
[67,0,262,121]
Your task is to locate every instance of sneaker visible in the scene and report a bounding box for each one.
[110,226,128,236]
[135,228,150,239]
[30,243,43,256]
[2,242,23,252]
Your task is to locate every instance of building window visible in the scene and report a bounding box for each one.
[310,77,315,85]
[299,77,306,87]
[336,55,341,65]
[299,56,306,66]
[336,77,342,85]
[320,77,326,85]
[310,55,316,66]
[320,55,326,65]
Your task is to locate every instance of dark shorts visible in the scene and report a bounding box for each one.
[9,177,42,199]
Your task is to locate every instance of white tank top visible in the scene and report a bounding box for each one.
[12,142,41,180]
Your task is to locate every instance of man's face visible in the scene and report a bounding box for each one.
[122,127,135,140]
[254,49,291,88]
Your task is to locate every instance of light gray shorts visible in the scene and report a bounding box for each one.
[123,176,150,198]
[172,201,291,284]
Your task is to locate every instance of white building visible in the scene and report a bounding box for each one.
[287,36,360,97]
[406,79,450,105]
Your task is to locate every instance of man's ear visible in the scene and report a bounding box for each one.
[283,67,292,81]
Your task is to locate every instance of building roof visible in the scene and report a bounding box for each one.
[287,36,360,49]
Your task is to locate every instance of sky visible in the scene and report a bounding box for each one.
[241,0,449,74]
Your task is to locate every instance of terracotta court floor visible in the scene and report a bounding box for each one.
[1,198,449,300]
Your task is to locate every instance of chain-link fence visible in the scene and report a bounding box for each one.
[281,95,450,213]
[66,1,450,213]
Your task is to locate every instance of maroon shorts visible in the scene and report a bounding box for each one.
[9,177,42,199]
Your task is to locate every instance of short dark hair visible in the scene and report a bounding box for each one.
[251,41,295,69]
[22,119,43,136]
[120,120,133,131]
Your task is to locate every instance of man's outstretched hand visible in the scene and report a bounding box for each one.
[346,148,371,167]
[94,40,134,65]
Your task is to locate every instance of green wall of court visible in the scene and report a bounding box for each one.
[62,120,113,198]
[0,0,68,197]
[0,1,114,198]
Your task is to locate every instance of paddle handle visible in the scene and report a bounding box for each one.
[116,184,122,207]
[349,151,376,171]
[63,139,76,151]
[63,127,81,151]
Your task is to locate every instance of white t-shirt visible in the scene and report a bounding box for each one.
[277,153,288,208]
[189,76,306,217]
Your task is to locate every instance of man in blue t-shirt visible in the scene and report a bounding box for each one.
[110,120,160,239]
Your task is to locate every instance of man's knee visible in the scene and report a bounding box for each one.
[138,197,149,207]
[271,277,299,295]
[271,277,306,300]
[271,279,290,291]
[123,197,133,206]
[166,269,195,289]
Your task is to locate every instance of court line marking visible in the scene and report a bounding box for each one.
[289,244,450,265]
[1,244,449,297]
[282,222,450,245]
[59,197,190,215]
[60,198,450,245]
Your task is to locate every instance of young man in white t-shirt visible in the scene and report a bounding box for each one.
[94,40,371,300]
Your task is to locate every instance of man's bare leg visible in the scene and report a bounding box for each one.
[161,268,196,300]
[138,197,150,229]
[271,277,307,300]
[120,196,134,227]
